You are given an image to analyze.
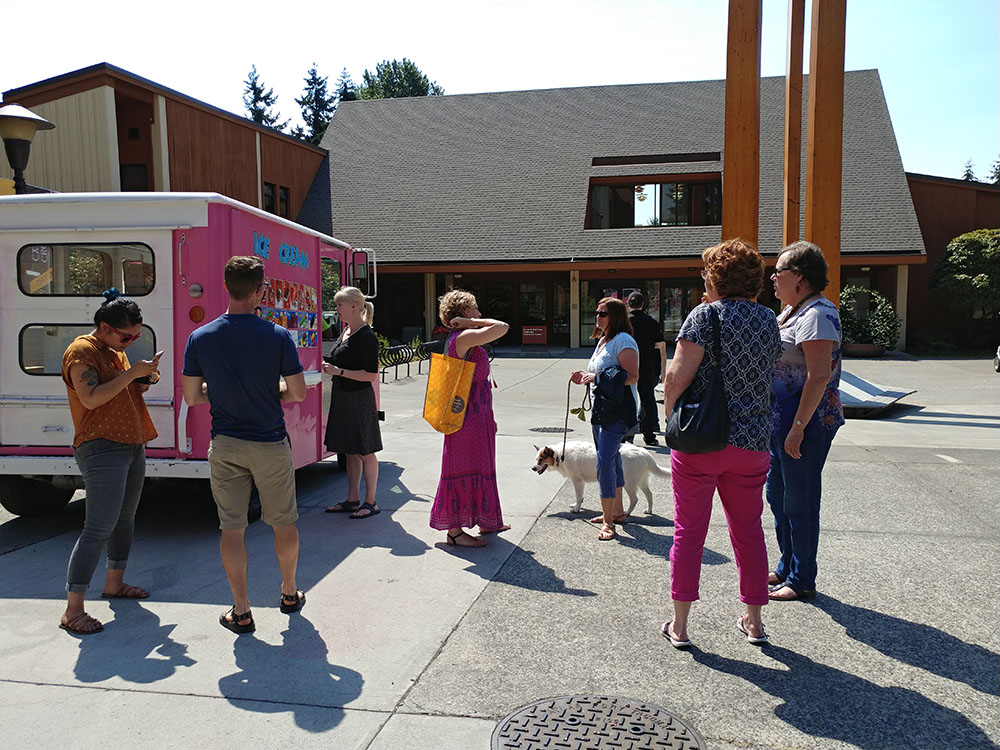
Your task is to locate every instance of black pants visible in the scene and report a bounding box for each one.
[637,373,660,438]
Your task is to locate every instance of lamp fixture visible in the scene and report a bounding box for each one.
[0,104,55,194]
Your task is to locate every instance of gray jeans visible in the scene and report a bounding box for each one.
[66,439,146,593]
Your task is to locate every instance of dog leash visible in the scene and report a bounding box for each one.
[562,377,591,462]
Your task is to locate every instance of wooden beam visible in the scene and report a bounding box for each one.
[782,0,805,247]
[722,0,763,246]
[804,0,847,299]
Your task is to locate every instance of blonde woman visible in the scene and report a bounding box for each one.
[322,287,382,519]
[429,290,509,547]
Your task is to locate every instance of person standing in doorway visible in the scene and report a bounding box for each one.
[182,256,307,634]
[627,291,667,446]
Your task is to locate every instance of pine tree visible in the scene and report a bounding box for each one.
[336,68,358,102]
[293,63,336,146]
[243,65,289,132]
[989,157,1000,185]
[357,59,444,100]
[961,159,976,181]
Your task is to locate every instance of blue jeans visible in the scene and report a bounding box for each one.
[66,439,146,593]
[766,425,837,593]
[592,422,627,498]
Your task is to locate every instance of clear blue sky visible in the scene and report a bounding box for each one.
[3,0,997,180]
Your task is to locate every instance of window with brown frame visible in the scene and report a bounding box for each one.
[587,179,722,229]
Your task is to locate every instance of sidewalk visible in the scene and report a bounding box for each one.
[0,354,997,749]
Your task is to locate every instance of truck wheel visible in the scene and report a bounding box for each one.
[0,477,75,516]
[994,355,999,373]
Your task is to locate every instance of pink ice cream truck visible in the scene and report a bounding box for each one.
[0,192,375,516]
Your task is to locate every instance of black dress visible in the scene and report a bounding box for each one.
[323,326,382,454]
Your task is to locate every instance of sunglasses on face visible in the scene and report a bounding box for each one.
[107,324,141,344]
[773,267,794,276]
[595,310,609,318]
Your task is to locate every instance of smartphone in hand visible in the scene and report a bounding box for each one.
[136,351,165,385]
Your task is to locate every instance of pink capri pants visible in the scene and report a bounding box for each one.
[669,444,770,606]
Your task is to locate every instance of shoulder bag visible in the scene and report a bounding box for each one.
[664,304,730,453]
[423,334,476,434]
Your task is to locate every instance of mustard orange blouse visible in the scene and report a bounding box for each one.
[61,335,158,448]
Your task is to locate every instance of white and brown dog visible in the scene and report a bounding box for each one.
[532,440,671,515]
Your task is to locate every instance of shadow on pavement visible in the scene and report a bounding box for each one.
[218,614,363,731]
[437,533,597,597]
[73,600,195,683]
[692,644,996,749]
[815,595,1000,695]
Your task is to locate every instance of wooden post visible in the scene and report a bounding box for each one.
[803,0,847,299]
[782,0,805,248]
[722,0,763,246]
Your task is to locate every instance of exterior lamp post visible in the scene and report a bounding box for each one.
[0,104,55,194]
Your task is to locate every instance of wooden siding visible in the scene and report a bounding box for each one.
[905,175,1000,343]
[164,98,258,205]
[259,133,327,219]
[0,87,118,192]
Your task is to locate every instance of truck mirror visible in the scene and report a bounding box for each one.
[351,249,376,298]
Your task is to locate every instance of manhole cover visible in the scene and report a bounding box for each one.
[529,427,573,433]
[492,695,706,749]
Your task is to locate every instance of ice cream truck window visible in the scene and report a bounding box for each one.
[19,324,156,376]
[17,243,154,296]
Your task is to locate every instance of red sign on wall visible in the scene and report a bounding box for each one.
[522,325,547,344]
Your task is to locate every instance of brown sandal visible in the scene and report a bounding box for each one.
[59,612,103,635]
[101,584,149,599]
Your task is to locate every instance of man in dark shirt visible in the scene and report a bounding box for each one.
[182,256,307,634]
[627,291,666,445]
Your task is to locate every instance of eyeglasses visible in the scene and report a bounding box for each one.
[595,310,609,318]
[107,324,142,344]
[773,266,795,276]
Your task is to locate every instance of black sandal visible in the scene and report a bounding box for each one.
[219,607,255,634]
[349,502,380,519]
[280,590,306,614]
[325,500,360,513]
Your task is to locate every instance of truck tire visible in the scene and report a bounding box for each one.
[0,476,75,516]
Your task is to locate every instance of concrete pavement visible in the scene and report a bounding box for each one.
[0,352,997,749]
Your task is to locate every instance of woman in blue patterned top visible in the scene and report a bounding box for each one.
[766,241,844,601]
[660,239,782,648]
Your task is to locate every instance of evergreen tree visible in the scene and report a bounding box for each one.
[961,159,976,181]
[357,58,444,100]
[989,157,1000,185]
[292,63,337,145]
[243,65,289,131]
[336,68,358,102]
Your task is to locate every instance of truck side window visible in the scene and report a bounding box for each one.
[20,324,156,376]
[321,258,341,311]
[17,243,154,296]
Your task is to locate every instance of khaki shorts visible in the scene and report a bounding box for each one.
[208,434,298,530]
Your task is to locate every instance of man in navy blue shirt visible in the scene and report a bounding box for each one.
[182,256,307,634]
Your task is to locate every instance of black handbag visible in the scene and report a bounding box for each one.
[665,304,730,453]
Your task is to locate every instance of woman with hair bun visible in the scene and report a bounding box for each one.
[59,289,161,635]
[322,286,383,519]
[429,289,509,547]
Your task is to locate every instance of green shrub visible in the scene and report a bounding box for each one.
[931,229,1000,320]
[839,285,902,349]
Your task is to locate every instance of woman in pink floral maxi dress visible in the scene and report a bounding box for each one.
[429,290,509,547]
